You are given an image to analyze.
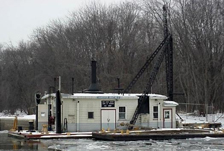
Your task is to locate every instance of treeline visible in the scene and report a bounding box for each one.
[0,0,223,114]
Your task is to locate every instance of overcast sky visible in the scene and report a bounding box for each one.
[0,0,129,46]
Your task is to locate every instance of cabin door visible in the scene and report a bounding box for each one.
[101,110,116,130]
[163,109,172,128]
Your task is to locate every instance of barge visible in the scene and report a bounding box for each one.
[92,129,224,141]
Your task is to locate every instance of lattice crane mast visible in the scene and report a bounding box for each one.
[123,34,171,94]
[128,34,171,129]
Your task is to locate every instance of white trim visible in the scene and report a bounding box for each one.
[158,103,161,128]
[42,93,168,100]
[76,101,80,131]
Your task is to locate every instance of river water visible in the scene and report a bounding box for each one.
[1,131,224,151]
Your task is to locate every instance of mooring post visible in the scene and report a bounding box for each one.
[35,105,38,130]
[56,90,62,133]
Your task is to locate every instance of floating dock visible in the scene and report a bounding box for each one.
[8,128,224,141]
[8,130,92,140]
[92,129,224,141]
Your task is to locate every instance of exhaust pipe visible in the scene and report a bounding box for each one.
[84,60,102,93]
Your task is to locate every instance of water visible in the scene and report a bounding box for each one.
[1,131,224,151]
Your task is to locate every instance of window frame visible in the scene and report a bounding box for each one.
[153,106,158,119]
[88,112,94,119]
[119,106,126,120]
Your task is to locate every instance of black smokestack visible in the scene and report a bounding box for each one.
[88,60,100,91]
[85,60,102,93]
[91,60,97,86]
[72,77,74,95]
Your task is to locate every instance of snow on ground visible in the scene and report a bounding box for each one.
[0,110,35,120]
[178,113,224,128]
[0,130,8,133]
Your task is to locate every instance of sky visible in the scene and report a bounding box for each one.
[0,0,129,47]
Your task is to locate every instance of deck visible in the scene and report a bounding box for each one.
[92,129,224,141]
[8,130,92,140]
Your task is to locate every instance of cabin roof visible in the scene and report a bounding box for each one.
[163,101,179,106]
[41,93,168,100]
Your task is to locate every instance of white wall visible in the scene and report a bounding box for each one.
[40,94,177,131]
[139,99,177,129]
[38,104,48,131]
[78,99,101,131]
[62,99,77,131]
[149,99,164,128]
[60,97,138,131]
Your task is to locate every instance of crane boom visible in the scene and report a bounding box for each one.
[128,41,168,129]
[123,34,171,94]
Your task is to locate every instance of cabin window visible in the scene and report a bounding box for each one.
[153,106,158,119]
[119,107,126,119]
[165,111,170,119]
[88,112,94,119]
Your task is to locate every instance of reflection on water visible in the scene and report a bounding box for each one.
[1,131,224,151]
[0,132,48,151]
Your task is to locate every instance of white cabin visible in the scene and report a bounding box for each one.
[38,93,178,132]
